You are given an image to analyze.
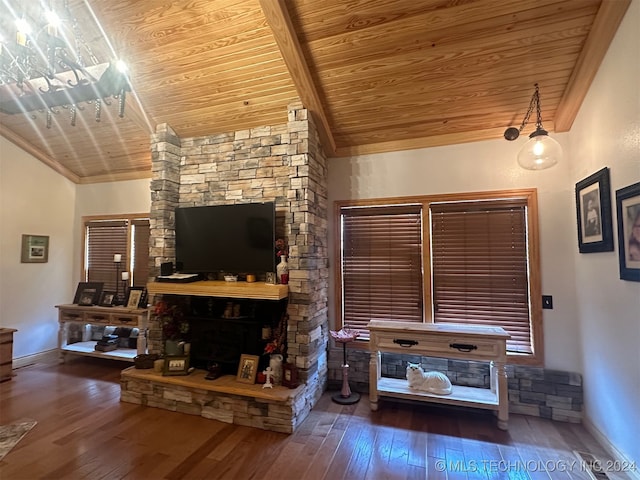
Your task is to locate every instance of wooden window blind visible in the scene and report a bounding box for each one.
[85,217,150,292]
[341,205,423,339]
[430,199,532,353]
[86,220,128,291]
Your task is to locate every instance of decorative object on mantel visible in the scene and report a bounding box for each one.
[330,327,361,405]
[504,83,562,170]
[277,255,289,285]
[264,312,287,356]
[262,366,274,389]
[154,299,189,355]
[405,362,452,395]
[0,1,131,127]
[269,353,283,386]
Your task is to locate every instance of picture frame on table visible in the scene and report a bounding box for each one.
[575,167,614,253]
[236,354,259,384]
[73,282,103,306]
[20,234,50,263]
[125,287,146,308]
[616,181,640,282]
[163,355,190,376]
[99,290,116,307]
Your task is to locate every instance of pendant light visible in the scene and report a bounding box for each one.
[504,84,562,170]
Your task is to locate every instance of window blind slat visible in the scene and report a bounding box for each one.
[341,206,423,339]
[431,202,532,353]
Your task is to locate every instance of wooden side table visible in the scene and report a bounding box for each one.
[0,327,18,382]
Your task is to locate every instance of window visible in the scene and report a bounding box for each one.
[83,214,150,291]
[335,189,542,365]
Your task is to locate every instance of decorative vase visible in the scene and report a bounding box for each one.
[269,353,283,385]
[277,255,289,285]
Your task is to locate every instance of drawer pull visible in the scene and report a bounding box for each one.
[449,343,477,352]
[117,318,132,323]
[393,338,418,348]
[90,316,106,321]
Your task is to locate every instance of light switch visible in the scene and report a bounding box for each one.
[542,295,553,309]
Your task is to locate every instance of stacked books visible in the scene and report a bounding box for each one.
[95,334,119,352]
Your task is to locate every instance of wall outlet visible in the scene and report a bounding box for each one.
[542,295,553,309]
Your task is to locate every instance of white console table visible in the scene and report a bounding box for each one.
[367,320,511,430]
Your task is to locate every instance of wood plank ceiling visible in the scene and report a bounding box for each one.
[0,0,630,183]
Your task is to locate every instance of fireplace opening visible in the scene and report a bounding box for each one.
[186,296,287,374]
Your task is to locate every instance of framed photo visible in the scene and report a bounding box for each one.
[616,182,640,282]
[282,362,299,389]
[575,167,614,253]
[236,354,259,384]
[21,234,49,263]
[99,290,116,307]
[125,287,146,308]
[73,282,103,306]
[163,355,190,376]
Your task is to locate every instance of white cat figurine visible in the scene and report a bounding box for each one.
[406,362,453,395]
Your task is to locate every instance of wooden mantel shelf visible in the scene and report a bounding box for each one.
[147,280,288,300]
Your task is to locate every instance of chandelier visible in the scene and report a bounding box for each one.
[0,1,130,128]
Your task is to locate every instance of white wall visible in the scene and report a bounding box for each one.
[328,131,581,371]
[0,138,151,360]
[568,0,640,466]
[0,137,76,358]
[74,179,151,280]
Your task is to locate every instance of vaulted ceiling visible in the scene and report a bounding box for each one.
[0,0,630,183]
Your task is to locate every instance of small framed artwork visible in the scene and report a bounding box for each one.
[21,234,49,263]
[73,282,103,306]
[282,362,299,389]
[99,290,116,307]
[575,167,614,253]
[236,354,259,384]
[163,355,190,376]
[265,272,276,285]
[125,287,146,308]
[616,182,640,282]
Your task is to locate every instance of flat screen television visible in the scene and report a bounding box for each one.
[175,202,275,274]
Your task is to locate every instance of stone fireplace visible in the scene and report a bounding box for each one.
[126,101,329,430]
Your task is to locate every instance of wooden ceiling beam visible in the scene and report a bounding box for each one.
[259,0,336,154]
[554,0,631,132]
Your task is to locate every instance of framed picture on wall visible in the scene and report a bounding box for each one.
[21,234,49,263]
[575,167,614,253]
[616,182,640,282]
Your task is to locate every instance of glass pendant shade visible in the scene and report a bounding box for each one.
[517,130,562,170]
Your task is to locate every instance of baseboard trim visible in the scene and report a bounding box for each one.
[13,349,58,369]
[583,416,639,480]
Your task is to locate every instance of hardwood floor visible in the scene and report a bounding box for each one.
[0,357,633,480]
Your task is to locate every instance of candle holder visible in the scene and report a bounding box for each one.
[114,260,123,305]
[330,328,361,405]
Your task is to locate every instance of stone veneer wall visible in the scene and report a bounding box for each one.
[330,349,584,423]
[148,101,329,413]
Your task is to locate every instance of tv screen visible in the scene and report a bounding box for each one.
[175,202,275,274]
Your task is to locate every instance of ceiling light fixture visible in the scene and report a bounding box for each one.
[504,83,562,170]
[0,1,130,128]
